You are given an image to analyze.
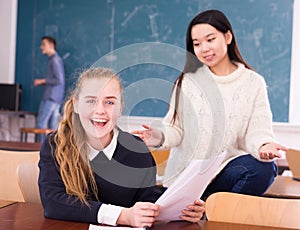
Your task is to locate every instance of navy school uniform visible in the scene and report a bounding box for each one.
[38,129,165,224]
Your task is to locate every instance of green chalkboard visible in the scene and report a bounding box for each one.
[15,0,293,121]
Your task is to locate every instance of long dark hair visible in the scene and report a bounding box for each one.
[171,9,252,123]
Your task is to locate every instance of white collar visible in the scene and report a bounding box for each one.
[89,128,119,161]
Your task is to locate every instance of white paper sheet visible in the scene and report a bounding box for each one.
[89,224,145,230]
[155,151,227,221]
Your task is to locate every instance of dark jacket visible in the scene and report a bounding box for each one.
[38,129,164,224]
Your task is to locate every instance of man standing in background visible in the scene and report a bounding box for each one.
[34,36,65,130]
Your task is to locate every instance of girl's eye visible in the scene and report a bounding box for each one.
[86,99,96,104]
[193,43,200,47]
[207,37,215,42]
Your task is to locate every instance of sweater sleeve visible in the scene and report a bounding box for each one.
[161,83,184,148]
[243,76,275,160]
[38,134,102,224]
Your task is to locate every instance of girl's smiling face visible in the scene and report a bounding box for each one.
[191,23,232,73]
[73,77,122,149]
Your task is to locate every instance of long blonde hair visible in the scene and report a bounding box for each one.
[54,68,122,205]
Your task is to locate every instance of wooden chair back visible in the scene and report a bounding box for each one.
[286,148,300,179]
[17,163,41,203]
[0,150,39,201]
[206,192,300,229]
[150,149,170,176]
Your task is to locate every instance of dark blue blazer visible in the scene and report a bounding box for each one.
[38,129,165,224]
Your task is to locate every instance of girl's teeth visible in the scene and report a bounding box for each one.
[93,119,107,122]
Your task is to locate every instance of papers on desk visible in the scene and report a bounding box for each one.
[155,150,227,221]
[89,224,144,230]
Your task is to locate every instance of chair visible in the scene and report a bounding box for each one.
[16,163,41,203]
[0,150,39,201]
[150,149,170,176]
[205,192,300,229]
[286,148,300,180]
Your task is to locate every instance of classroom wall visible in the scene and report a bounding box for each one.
[289,0,300,124]
[15,0,293,122]
[2,0,300,149]
[0,0,18,83]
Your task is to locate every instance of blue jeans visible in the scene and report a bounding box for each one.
[36,99,60,129]
[201,154,277,200]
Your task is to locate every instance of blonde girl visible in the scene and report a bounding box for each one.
[38,68,205,227]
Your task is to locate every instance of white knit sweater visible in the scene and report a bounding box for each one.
[161,63,275,186]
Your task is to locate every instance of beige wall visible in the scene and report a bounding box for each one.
[0,0,18,83]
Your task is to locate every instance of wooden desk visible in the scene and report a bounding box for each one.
[264,175,300,199]
[0,141,41,151]
[20,128,54,143]
[0,202,293,230]
[0,200,17,209]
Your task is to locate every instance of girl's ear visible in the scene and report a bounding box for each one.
[73,97,79,113]
[225,30,233,45]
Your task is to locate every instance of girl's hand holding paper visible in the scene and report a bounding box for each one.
[180,199,205,223]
